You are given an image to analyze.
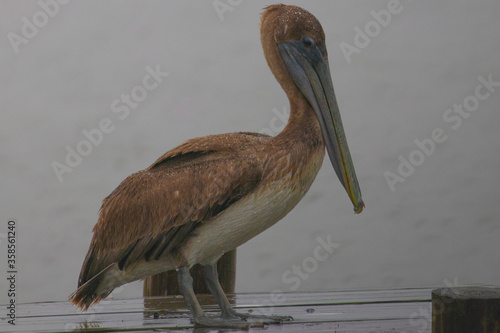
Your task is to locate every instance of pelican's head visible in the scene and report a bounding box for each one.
[261,4,364,214]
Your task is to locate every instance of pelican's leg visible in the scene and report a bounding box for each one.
[203,263,293,324]
[177,266,250,329]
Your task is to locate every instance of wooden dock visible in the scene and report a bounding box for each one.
[2,288,434,332]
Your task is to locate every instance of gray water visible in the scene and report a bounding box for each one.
[1,0,499,306]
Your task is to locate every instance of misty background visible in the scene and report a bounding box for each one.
[0,0,499,305]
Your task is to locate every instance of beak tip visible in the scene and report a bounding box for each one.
[353,201,365,215]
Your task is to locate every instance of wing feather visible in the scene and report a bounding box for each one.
[77,134,265,288]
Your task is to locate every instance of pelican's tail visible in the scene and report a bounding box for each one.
[69,263,117,311]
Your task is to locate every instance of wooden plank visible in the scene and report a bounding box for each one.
[1,289,432,333]
[4,302,432,332]
[14,288,432,317]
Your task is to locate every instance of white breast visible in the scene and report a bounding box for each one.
[181,150,324,266]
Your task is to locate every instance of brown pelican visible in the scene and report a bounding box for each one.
[70,4,364,329]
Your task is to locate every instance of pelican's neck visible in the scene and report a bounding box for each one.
[277,95,323,148]
[267,94,325,186]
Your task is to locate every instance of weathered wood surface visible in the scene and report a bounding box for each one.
[1,289,433,332]
[143,250,236,296]
[432,286,500,333]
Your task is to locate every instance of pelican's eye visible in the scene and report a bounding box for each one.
[302,36,315,48]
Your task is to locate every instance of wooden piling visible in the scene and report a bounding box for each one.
[432,286,500,333]
[143,249,236,296]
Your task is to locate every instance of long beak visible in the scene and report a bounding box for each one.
[279,40,364,214]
